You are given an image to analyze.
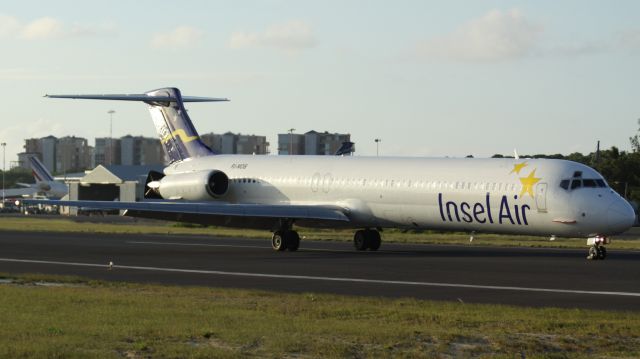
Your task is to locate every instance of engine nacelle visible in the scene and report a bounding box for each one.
[151,170,229,201]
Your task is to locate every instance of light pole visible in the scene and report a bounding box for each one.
[288,128,295,155]
[108,110,115,165]
[1,142,6,208]
[374,138,382,157]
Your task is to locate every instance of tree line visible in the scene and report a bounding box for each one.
[493,120,640,203]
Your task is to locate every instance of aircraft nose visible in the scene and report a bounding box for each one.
[607,199,636,234]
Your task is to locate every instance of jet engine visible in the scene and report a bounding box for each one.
[145,170,229,201]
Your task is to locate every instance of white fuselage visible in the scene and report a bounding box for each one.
[35,181,68,199]
[163,155,634,238]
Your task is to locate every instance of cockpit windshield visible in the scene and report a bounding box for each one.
[559,177,607,191]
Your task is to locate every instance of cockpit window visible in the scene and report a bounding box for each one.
[560,177,607,191]
[559,180,570,190]
[571,180,582,190]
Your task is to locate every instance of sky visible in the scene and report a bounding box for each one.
[1,0,639,165]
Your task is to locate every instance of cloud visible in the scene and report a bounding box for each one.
[0,14,20,36]
[416,9,541,62]
[151,26,203,48]
[0,14,114,40]
[21,17,64,40]
[229,20,317,52]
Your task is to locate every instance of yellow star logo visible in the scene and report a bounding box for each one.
[519,169,541,198]
[510,162,528,174]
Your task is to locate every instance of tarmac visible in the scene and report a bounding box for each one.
[0,230,639,310]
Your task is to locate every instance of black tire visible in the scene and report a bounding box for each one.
[286,231,300,252]
[271,231,287,251]
[366,230,381,251]
[587,246,598,260]
[354,230,369,251]
[598,246,607,260]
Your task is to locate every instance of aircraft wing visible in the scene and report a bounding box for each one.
[2,187,37,198]
[22,199,350,222]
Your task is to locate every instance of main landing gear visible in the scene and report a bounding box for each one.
[586,236,608,260]
[353,229,381,251]
[270,221,382,252]
[271,230,300,252]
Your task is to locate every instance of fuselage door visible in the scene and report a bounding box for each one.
[322,173,333,193]
[311,173,321,193]
[535,182,548,213]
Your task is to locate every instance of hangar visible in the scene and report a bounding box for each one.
[66,165,163,215]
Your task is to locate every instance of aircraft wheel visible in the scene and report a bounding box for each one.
[286,230,300,252]
[354,230,369,251]
[272,231,287,251]
[587,246,599,260]
[366,230,381,251]
[597,246,607,260]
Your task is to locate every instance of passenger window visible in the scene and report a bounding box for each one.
[571,180,582,190]
[560,180,570,190]
[583,179,597,188]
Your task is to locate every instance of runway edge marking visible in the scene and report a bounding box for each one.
[1,257,639,297]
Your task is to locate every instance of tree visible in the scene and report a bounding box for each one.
[630,119,640,153]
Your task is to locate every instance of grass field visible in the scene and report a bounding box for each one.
[0,273,639,358]
[1,215,640,250]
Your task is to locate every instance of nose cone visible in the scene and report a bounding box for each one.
[607,199,636,234]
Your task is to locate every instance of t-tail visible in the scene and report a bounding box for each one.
[29,156,55,183]
[45,87,228,163]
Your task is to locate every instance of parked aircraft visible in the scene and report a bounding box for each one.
[3,156,67,199]
[29,88,636,260]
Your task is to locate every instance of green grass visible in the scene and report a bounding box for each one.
[0,273,639,358]
[1,215,639,250]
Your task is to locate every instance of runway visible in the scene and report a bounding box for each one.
[1,230,639,310]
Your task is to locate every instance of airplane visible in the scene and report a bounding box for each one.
[335,141,355,156]
[3,156,67,199]
[27,87,636,260]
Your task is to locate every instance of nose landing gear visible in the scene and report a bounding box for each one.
[586,236,608,260]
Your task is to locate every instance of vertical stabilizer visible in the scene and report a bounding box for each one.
[145,88,214,162]
[45,87,228,164]
[29,156,55,183]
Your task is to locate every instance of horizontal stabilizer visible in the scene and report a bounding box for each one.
[47,87,225,162]
[45,94,229,103]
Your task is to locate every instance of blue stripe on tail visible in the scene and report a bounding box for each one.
[29,156,54,182]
